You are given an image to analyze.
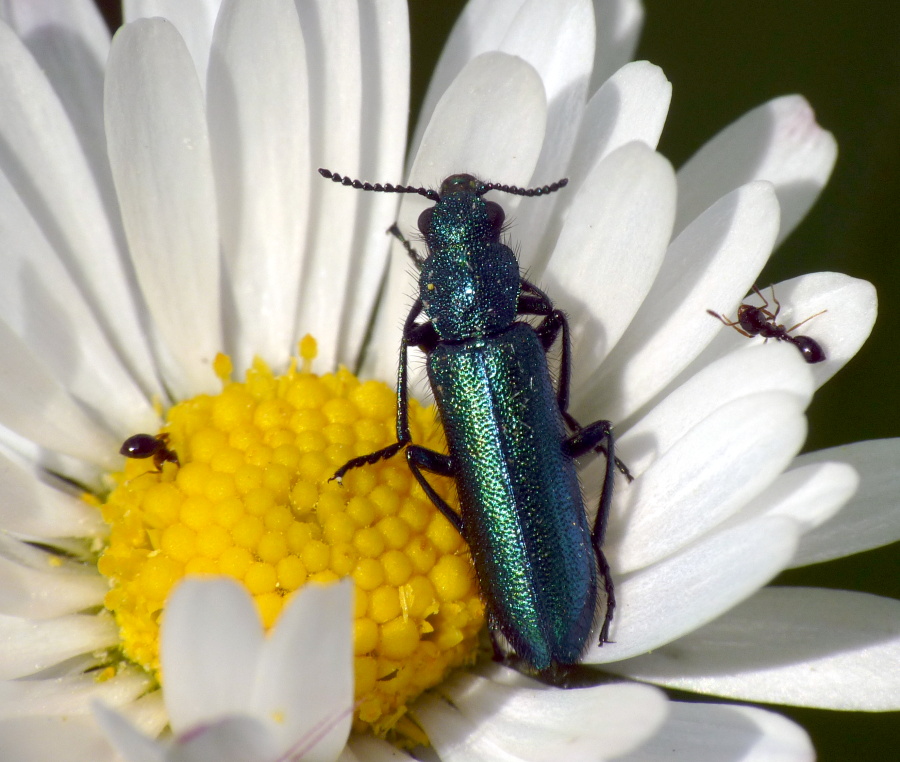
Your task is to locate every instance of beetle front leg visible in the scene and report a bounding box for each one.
[388,223,427,269]
[332,300,435,482]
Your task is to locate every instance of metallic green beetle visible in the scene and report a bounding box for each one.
[321,169,630,676]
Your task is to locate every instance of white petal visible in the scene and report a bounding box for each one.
[406,0,589,279]
[494,0,596,264]
[0,669,150,718]
[122,690,169,740]
[440,670,669,759]
[735,459,859,536]
[293,0,363,371]
[546,142,675,384]
[778,274,876,387]
[610,392,807,573]
[170,715,280,762]
[675,95,837,247]
[696,273,876,390]
[413,694,524,762]
[408,0,532,161]
[0,320,120,468]
[577,180,780,424]
[161,578,263,733]
[0,167,158,434]
[0,0,115,223]
[254,580,353,760]
[566,60,671,195]
[0,450,106,538]
[0,714,120,762]
[415,0,641,153]
[337,0,411,367]
[347,736,415,761]
[0,612,118,679]
[589,0,645,94]
[0,535,106,618]
[405,52,547,223]
[616,587,900,711]
[516,61,672,277]
[489,0,595,131]
[586,516,800,663]
[613,342,813,477]
[369,52,547,383]
[94,701,167,762]
[790,438,900,566]
[1,0,108,62]
[617,701,814,762]
[123,0,221,87]
[0,19,160,395]
[106,18,222,398]
[525,60,673,277]
[578,343,812,563]
[207,0,310,371]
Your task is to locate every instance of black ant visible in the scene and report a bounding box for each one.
[708,285,826,364]
[119,433,180,471]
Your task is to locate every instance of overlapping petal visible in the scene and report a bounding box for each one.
[615,587,900,711]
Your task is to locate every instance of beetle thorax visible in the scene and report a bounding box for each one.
[419,245,520,341]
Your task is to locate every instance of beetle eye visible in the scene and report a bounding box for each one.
[417,207,434,237]
[485,201,504,236]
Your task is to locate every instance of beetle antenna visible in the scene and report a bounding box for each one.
[318,168,439,201]
[480,178,569,197]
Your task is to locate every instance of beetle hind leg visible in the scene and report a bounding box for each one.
[562,419,623,646]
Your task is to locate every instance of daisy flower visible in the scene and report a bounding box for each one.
[0,1,896,761]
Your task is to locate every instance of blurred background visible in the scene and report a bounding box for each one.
[94,1,899,759]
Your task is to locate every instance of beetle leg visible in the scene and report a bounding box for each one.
[406,445,464,536]
[525,294,633,481]
[563,410,632,480]
[595,550,616,644]
[519,282,633,481]
[563,420,619,543]
[517,279,574,416]
[332,300,428,482]
[331,442,407,483]
[387,222,427,268]
[562,420,622,644]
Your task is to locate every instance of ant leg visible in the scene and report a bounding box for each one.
[786,308,827,334]
[750,284,778,321]
[707,310,754,338]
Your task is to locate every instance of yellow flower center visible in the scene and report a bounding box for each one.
[97,337,485,742]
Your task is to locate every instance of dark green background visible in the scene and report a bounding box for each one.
[95,1,899,759]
